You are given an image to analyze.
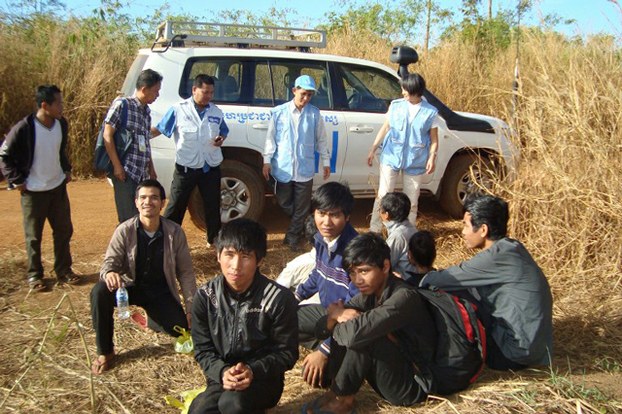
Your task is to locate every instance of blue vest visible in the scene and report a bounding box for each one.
[379,99,438,175]
[270,102,321,183]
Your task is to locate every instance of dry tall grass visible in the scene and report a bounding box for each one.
[0,17,137,175]
[327,30,622,369]
[1,16,621,413]
[497,33,622,366]
[326,26,622,408]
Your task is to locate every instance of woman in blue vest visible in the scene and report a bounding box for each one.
[367,73,439,233]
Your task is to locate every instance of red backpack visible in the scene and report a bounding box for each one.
[415,288,487,395]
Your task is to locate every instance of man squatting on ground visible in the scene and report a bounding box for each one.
[379,191,418,278]
[0,85,79,291]
[302,232,437,414]
[294,181,359,388]
[90,179,196,375]
[263,74,331,251]
[152,74,228,246]
[420,194,553,370]
[103,69,162,223]
[189,219,299,414]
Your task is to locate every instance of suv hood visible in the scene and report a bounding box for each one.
[454,111,510,130]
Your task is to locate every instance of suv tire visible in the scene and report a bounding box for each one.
[188,160,265,229]
[440,153,495,219]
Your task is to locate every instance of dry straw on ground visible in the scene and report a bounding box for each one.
[1,19,621,414]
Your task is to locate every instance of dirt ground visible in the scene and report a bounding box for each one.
[0,178,461,286]
[0,179,620,414]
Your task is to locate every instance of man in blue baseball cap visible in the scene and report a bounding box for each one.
[263,74,331,251]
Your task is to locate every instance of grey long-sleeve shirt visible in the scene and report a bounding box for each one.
[420,237,553,366]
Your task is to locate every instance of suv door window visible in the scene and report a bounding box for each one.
[180,58,244,103]
[253,62,274,107]
[262,60,331,110]
[334,63,401,113]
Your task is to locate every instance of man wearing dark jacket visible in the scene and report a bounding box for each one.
[190,219,299,414]
[302,233,437,414]
[0,85,78,291]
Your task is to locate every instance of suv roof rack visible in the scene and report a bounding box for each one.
[152,20,327,53]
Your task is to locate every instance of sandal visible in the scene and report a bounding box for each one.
[58,271,81,285]
[28,276,46,292]
[91,353,115,375]
[130,311,148,331]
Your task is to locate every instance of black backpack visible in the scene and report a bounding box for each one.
[415,288,486,395]
[94,98,131,173]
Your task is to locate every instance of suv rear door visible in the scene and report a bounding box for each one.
[331,62,402,194]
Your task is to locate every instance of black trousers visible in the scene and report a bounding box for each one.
[90,281,187,354]
[20,181,73,280]
[297,304,326,349]
[274,180,313,245]
[188,377,283,414]
[329,337,426,406]
[164,164,221,243]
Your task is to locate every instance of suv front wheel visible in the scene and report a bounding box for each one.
[188,160,266,229]
[439,153,496,218]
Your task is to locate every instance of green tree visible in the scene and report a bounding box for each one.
[323,0,425,44]
[441,0,534,56]
[5,0,65,17]
[214,6,296,27]
[423,0,453,53]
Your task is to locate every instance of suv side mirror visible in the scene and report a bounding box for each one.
[390,46,419,79]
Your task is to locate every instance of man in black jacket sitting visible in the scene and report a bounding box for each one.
[190,219,299,414]
[303,233,437,414]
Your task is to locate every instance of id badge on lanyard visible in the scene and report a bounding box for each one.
[138,135,147,152]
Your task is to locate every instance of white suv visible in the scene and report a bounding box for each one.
[120,21,517,227]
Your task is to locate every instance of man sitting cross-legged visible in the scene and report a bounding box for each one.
[90,179,196,374]
[302,233,437,414]
[189,219,299,414]
[420,194,553,370]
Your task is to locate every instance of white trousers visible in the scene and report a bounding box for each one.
[369,163,423,232]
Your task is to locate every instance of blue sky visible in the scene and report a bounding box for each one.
[23,0,622,39]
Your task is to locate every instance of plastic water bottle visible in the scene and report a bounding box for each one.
[116,284,130,319]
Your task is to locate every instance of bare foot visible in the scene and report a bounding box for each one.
[304,391,355,414]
